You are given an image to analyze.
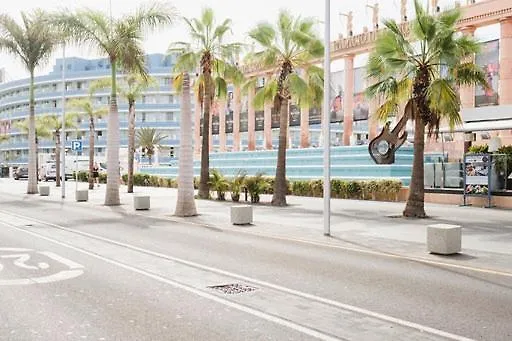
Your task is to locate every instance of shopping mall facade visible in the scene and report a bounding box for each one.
[0,0,510,167]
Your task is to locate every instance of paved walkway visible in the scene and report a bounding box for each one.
[3,178,512,275]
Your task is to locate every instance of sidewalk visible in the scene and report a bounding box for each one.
[3,178,512,274]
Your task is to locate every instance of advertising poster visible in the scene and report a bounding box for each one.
[353,67,369,121]
[240,95,248,133]
[289,102,301,126]
[226,91,233,134]
[330,70,344,123]
[211,100,220,135]
[464,154,490,195]
[353,93,369,121]
[475,40,500,107]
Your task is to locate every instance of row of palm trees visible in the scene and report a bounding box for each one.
[0,0,487,218]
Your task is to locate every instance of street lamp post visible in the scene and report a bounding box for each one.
[61,43,66,199]
[323,0,331,236]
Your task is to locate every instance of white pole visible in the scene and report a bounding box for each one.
[323,0,331,236]
[61,43,66,199]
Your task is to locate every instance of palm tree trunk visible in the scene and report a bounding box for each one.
[88,116,95,190]
[403,116,426,218]
[127,100,136,193]
[27,70,38,194]
[55,131,61,187]
[175,73,197,216]
[198,64,212,199]
[271,95,289,206]
[104,60,120,205]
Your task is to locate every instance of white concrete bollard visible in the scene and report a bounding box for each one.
[39,185,50,196]
[134,195,150,210]
[75,189,88,202]
[427,224,461,255]
[230,205,253,225]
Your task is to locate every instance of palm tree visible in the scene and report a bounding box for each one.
[119,74,155,193]
[0,10,61,194]
[40,114,77,186]
[174,72,197,216]
[136,127,167,165]
[366,0,487,217]
[67,79,110,190]
[247,10,324,206]
[169,8,242,199]
[51,2,176,205]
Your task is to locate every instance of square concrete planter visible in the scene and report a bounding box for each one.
[427,224,461,255]
[230,205,253,225]
[75,189,88,202]
[39,185,50,196]
[134,195,150,210]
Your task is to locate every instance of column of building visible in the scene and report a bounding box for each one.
[247,86,256,151]
[264,97,273,150]
[300,104,310,148]
[343,55,355,146]
[500,18,512,105]
[194,98,201,155]
[232,86,241,152]
[218,99,226,152]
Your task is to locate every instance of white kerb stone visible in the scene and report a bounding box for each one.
[39,185,50,196]
[230,205,253,225]
[134,195,150,210]
[75,189,88,202]
[427,224,461,255]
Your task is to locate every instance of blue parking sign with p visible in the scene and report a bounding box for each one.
[71,140,82,152]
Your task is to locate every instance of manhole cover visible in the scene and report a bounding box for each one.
[207,283,257,294]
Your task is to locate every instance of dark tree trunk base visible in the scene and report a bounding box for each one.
[403,201,426,218]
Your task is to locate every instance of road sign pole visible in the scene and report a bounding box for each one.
[323,0,331,237]
[61,43,66,199]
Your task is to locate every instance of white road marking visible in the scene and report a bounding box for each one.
[0,270,84,286]
[39,251,84,270]
[0,211,475,341]
[0,248,32,252]
[7,225,341,341]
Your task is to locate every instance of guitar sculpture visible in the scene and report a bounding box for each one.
[368,99,412,164]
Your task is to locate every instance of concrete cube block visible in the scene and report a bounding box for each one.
[427,224,461,255]
[39,185,50,196]
[134,195,150,210]
[230,205,253,225]
[75,189,88,202]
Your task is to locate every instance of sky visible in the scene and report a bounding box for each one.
[0,0,499,82]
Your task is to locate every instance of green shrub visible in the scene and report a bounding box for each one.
[347,181,362,199]
[309,179,323,197]
[230,170,247,202]
[244,173,269,203]
[468,144,489,153]
[209,169,230,201]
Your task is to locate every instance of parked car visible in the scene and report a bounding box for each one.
[14,167,28,180]
[39,162,73,181]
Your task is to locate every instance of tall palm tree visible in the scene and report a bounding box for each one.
[174,72,197,216]
[51,2,176,205]
[247,10,324,206]
[40,114,77,186]
[119,74,155,193]
[67,79,110,190]
[0,10,60,194]
[169,8,242,199]
[136,127,167,165]
[366,0,487,217]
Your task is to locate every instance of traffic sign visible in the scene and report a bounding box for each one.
[71,140,82,152]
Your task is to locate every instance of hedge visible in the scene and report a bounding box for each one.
[74,171,402,202]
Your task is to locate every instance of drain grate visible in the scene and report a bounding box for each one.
[207,283,257,294]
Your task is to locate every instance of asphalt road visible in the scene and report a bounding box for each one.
[0,191,511,340]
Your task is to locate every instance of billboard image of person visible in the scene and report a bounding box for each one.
[475,40,499,107]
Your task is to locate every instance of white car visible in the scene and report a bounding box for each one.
[39,162,73,181]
